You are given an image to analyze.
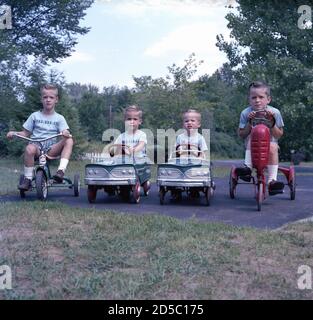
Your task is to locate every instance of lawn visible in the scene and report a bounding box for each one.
[1,201,313,300]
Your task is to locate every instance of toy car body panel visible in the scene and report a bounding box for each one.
[84,155,152,187]
[157,158,212,188]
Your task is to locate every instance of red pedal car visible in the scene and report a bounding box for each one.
[229,110,296,211]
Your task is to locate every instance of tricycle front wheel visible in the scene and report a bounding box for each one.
[35,170,48,201]
[73,173,80,197]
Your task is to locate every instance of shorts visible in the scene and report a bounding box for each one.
[28,139,56,154]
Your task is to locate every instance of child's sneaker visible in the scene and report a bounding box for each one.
[53,170,64,183]
[235,166,252,182]
[18,177,32,191]
[268,180,284,196]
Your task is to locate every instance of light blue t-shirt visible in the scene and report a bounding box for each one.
[23,111,69,144]
[115,130,147,158]
[176,132,208,152]
[239,105,284,143]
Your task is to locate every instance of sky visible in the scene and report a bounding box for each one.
[50,0,236,90]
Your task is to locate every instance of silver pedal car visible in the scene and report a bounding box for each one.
[157,144,215,206]
[85,144,152,204]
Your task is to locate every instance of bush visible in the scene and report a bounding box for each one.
[210,132,244,158]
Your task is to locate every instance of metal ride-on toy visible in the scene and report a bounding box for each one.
[157,143,215,206]
[84,144,151,204]
[229,110,296,211]
[13,133,80,200]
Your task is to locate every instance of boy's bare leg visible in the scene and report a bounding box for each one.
[19,144,40,189]
[47,137,74,159]
[24,144,40,167]
[268,142,279,165]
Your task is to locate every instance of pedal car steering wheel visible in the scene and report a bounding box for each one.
[108,144,132,157]
[250,110,275,128]
[175,143,203,158]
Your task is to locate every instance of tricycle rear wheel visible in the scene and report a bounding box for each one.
[289,170,296,200]
[19,174,26,199]
[73,173,80,197]
[229,169,237,199]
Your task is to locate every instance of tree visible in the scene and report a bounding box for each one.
[217,0,313,159]
[77,90,107,141]
[0,0,94,63]
[133,54,203,131]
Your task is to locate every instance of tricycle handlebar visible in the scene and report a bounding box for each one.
[13,133,63,143]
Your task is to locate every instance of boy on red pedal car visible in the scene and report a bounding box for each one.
[236,81,284,195]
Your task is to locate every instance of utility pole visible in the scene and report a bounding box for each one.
[109,104,112,128]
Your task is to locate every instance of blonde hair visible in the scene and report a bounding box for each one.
[41,84,59,96]
[249,81,271,97]
[124,105,143,119]
[183,109,201,122]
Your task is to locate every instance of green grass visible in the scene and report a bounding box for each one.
[1,201,313,299]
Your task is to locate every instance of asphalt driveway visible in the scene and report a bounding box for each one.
[1,162,312,229]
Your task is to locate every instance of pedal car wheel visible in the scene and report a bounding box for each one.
[35,170,48,201]
[19,174,26,199]
[119,186,130,201]
[289,169,296,200]
[131,182,140,204]
[257,182,263,212]
[159,187,165,205]
[73,173,80,197]
[87,185,97,203]
[142,180,151,196]
[229,169,237,199]
[204,187,211,206]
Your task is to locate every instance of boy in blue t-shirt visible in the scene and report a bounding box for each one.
[113,105,147,157]
[236,81,284,195]
[7,84,74,190]
[175,109,208,158]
